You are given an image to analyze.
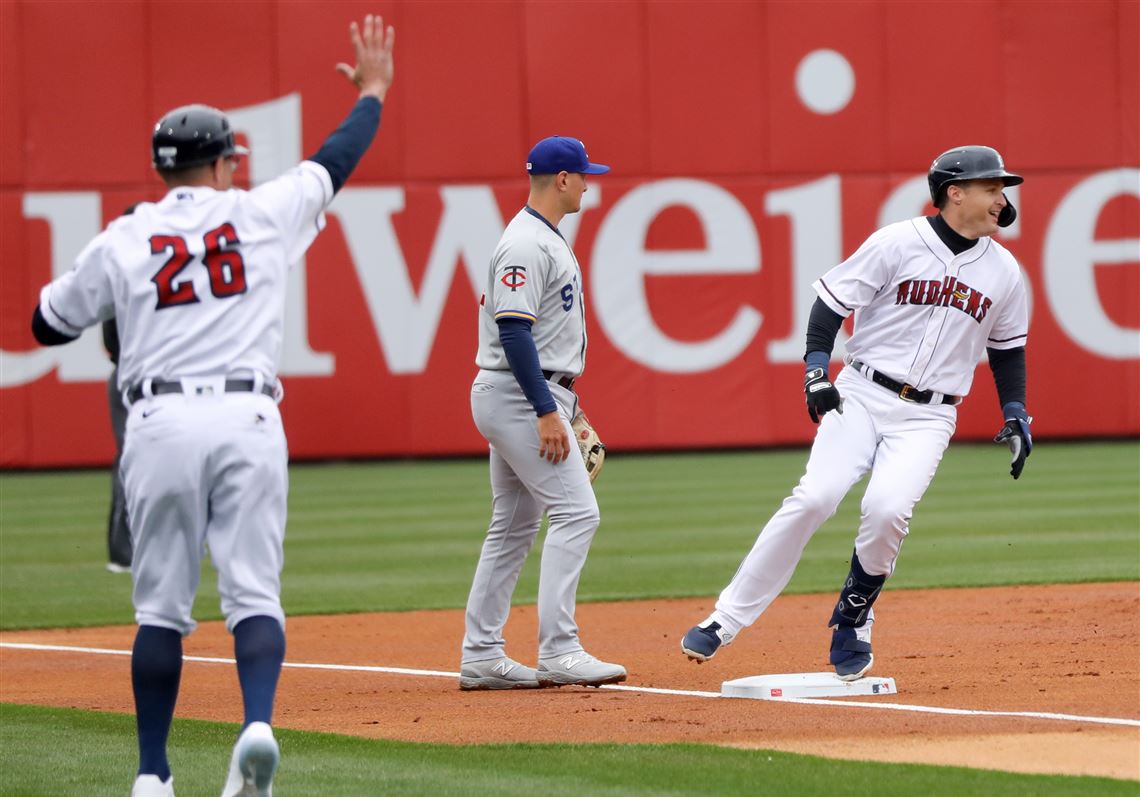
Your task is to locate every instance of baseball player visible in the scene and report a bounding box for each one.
[682,146,1033,680]
[460,136,627,690]
[29,15,395,797]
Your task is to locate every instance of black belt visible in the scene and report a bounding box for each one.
[850,360,960,405]
[541,370,576,390]
[128,379,275,404]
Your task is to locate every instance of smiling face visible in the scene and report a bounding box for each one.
[944,178,1007,239]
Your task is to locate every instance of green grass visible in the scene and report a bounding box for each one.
[1,445,1137,794]
[1,442,1137,630]
[1,703,1133,797]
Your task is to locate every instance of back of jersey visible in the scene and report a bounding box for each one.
[70,162,333,390]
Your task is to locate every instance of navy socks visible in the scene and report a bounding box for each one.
[131,615,284,778]
[233,615,286,727]
[132,625,183,780]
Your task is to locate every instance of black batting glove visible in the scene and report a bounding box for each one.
[994,401,1033,479]
[804,367,843,424]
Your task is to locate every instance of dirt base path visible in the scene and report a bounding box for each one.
[2,582,1138,780]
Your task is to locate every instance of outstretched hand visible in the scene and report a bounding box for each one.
[336,14,395,101]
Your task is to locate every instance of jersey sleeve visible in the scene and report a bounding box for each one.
[37,233,115,336]
[488,238,550,324]
[812,227,896,317]
[249,160,335,265]
[986,262,1029,350]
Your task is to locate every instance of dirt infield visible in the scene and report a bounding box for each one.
[2,582,1137,780]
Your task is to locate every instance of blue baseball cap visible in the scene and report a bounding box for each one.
[526,136,610,175]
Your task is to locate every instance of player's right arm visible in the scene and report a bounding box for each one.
[802,298,845,423]
[498,319,569,463]
[31,234,115,346]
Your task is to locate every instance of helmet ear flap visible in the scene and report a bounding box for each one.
[997,194,1017,228]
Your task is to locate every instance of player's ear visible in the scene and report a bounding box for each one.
[212,157,230,188]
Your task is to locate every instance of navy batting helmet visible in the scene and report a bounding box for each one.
[152,104,249,171]
[928,145,1023,227]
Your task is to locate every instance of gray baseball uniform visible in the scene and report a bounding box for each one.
[465,206,598,662]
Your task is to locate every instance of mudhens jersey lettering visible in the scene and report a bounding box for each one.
[813,217,1028,397]
[39,161,334,390]
[475,208,587,375]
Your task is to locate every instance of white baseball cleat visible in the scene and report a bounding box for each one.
[536,651,626,687]
[131,774,174,797]
[220,722,278,797]
[459,656,542,690]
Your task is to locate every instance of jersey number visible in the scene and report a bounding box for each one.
[150,223,247,310]
[560,283,574,312]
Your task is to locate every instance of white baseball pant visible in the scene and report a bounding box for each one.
[711,367,956,636]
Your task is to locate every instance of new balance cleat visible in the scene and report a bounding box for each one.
[536,651,626,687]
[681,619,734,662]
[220,721,278,797]
[131,775,174,797]
[459,656,542,690]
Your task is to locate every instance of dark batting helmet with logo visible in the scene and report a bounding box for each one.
[152,104,250,171]
[928,145,1023,227]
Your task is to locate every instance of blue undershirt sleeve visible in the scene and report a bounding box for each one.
[497,318,557,416]
[804,297,844,372]
[306,97,382,193]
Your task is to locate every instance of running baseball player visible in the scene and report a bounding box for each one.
[682,145,1033,680]
[30,15,394,797]
[460,136,627,690]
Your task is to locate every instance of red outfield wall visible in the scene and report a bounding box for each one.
[1,0,1137,467]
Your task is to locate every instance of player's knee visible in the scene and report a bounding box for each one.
[135,609,195,637]
[861,501,912,538]
[547,500,600,535]
[791,483,846,523]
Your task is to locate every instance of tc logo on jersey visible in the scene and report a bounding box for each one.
[895,276,992,323]
[500,265,527,291]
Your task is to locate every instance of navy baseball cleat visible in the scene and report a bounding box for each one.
[829,625,873,680]
[681,619,734,662]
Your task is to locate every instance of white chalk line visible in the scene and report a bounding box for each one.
[3,641,1137,729]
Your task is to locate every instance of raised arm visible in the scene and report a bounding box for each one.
[308,15,396,193]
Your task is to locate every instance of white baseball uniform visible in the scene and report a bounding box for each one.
[463,206,599,663]
[710,217,1029,636]
[38,161,334,634]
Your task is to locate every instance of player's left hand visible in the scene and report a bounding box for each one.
[994,402,1033,479]
[804,367,843,424]
[336,14,396,102]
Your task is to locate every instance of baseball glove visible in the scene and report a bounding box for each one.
[571,411,606,483]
